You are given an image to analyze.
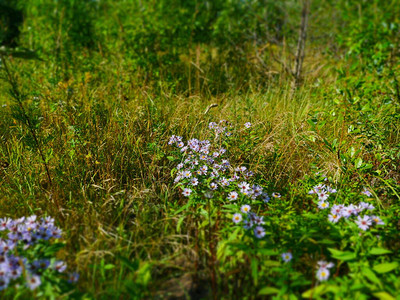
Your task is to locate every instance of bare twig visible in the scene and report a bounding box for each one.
[204,103,218,115]
[292,0,311,90]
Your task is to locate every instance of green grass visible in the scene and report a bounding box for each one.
[1,60,399,298]
[1,1,400,298]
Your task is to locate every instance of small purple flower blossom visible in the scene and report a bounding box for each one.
[254,226,266,238]
[355,215,372,231]
[232,213,242,224]
[182,188,192,197]
[282,252,292,263]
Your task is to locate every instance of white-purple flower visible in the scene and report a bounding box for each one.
[190,177,199,186]
[316,268,330,281]
[26,274,41,290]
[317,261,334,269]
[254,226,266,238]
[328,214,341,223]
[371,215,385,225]
[362,189,372,197]
[232,213,242,224]
[240,205,251,214]
[282,252,292,263]
[272,192,281,198]
[318,201,329,209]
[53,261,67,273]
[218,176,228,186]
[317,191,329,201]
[355,215,372,231]
[210,182,218,190]
[228,191,238,201]
[182,188,192,197]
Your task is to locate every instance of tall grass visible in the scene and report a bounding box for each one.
[1,2,400,296]
[1,52,398,297]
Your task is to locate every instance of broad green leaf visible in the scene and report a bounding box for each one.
[369,247,392,255]
[362,267,382,288]
[350,283,366,291]
[261,260,280,267]
[227,227,241,241]
[257,249,278,256]
[302,284,327,298]
[373,262,399,274]
[104,264,115,270]
[372,292,395,300]
[319,239,336,245]
[258,286,280,296]
[362,163,373,169]
[328,248,357,261]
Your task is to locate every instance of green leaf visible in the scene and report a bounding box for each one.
[328,248,357,261]
[172,198,193,215]
[373,262,399,274]
[104,264,115,270]
[261,260,280,267]
[362,267,382,288]
[176,215,185,232]
[257,249,278,256]
[307,119,316,130]
[369,247,392,255]
[362,163,373,170]
[136,262,152,286]
[117,256,139,271]
[319,239,336,245]
[222,204,238,210]
[372,292,395,300]
[302,284,328,298]
[355,157,363,168]
[258,286,280,296]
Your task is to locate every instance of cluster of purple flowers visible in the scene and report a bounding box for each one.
[0,215,77,291]
[208,120,233,136]
[169,121,275,239]
[308,183,337,210]
[309,183,384,231]
[328,202,384,230]
[280,253,334,282]
[233,206,267,238]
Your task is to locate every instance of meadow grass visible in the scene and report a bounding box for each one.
[0,38,400,299]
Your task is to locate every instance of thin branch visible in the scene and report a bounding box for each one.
[293,0,311,89]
